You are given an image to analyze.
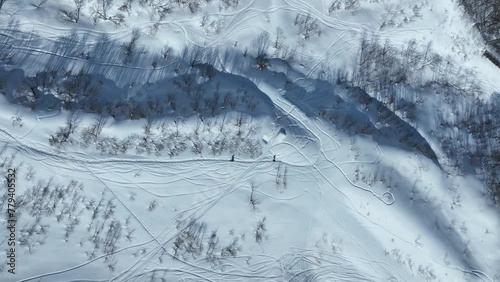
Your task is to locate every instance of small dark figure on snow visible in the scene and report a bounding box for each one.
[273,155,276,162]
[230,155,234,162]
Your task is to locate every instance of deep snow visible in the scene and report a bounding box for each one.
[0,0,499,282]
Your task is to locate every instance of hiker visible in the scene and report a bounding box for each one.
[230,154,234,162]
[273,155,276,162]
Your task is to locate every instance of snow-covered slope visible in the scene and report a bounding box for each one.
[0,0,499,281]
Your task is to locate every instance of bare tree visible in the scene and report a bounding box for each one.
[91,0,126,25]
[148,200,158,211]
[201,12,209,27]
[167,93,177,112]
[60,0,85,23]
[205,230,219,262]
[329,0,342,13]
[98,0,114,19]
[253,32,270,70]
[221,237,240,257]
[249,180,261,212]
[21,77,42,104]
[273,27,286,50]
[66,111,83,136]
[61,70,100,109]
[254,31,270,56]
[81,115,108,145]
[283,167,288,190]
[254,217,267,243]
[344,0,360,12]
[122,29,141,63]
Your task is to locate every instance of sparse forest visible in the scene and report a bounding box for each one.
[0,0,499,281]
[458,0,500,55]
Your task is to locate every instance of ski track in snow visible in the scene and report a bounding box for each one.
[124,147,279,281]
[18,238,157,282]
[0,126,311,170]
[264,83,395,205]
[0,61,414,280]
[92,124,283,281]
[0,106,404,281]
[1,1,499,281]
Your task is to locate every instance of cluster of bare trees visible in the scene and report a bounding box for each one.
[88,0,126,26]
[9,53,261,118]
[248,180,261,212]
[8,67,102,112]
[19,71,57,107]
[61,70,101,110]
[340,36,500,202]
[172,219,242,262]
[250,29,297,68]
[121,29,141,64]
[49,111,83,149]
[458,0,500,54]
[488,94,500,203]
[4,32,274,125]
[354,34,481,97]
[81,115,108,146]
[350,32,500,205]
[379,3,424,29]
[0,157,127,271]
[328,0,360,13]
[351,33,500,206]
[294,13,321,40]
[48,111,263,158]
[171,0,203,14]
[56,0,210,26]
[461,93,500,204]
[60,0,85,23]
[84,192,124,273]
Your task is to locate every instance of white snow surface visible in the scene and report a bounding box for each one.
[0,0,499,282]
